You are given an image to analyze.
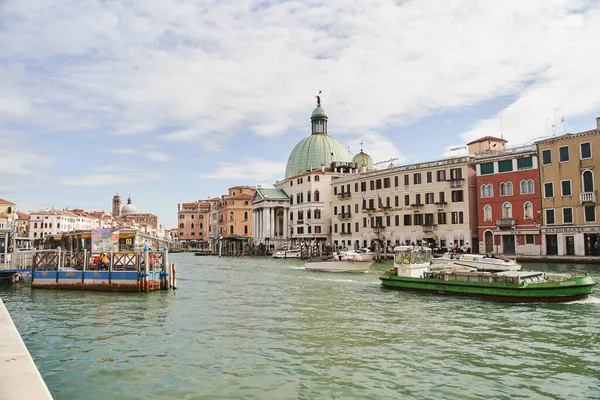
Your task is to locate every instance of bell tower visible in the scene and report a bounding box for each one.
[112,194,121,218]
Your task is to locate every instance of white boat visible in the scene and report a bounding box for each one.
[336,248,374,262]
[453,254,521,271]
[272,250,301,259]
[430,252,460,264]
[304,259,373,273]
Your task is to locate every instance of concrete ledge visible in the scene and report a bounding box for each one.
[516,255,600,264]
[0,298,53,400]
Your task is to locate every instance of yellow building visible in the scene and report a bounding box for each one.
[536,117,600,256]
[216,186,255,239]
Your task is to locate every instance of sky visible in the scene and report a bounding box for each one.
[1,0,599,229]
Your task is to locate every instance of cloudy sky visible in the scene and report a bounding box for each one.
[1,0,599,228]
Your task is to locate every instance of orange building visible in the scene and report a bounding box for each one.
[216,186,255,239]
[177,200,211,244]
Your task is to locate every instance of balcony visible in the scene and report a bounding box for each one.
[337,192,352,200]
[373,225,385,234]
[448,178,465,187]
[365,207,376,215]
[580,191,597,204]
[337,212,352,220]
[496,217,516,229]
[422,224,436,232]
[340,231,353,236]
[381,206,391,213]
[411,203,423,212]
[435,201,447,210]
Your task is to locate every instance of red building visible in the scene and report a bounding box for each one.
[473,143,541,255]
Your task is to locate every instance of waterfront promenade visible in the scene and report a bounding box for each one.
[0,298,53,400]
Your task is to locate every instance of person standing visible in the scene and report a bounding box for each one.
[595,239,599,256]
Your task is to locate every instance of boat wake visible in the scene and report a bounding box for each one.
[565,296,600,305]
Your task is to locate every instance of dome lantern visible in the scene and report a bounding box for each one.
[311,91,328,135]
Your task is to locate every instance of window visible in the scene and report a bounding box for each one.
[451,190,464,202]
[517,157,533,170]
[480,162,494,175]
[451,211,464,224]
[395,215,400,226]
[425,193,434,204]
[394,176,399,187]
[438,212,447,224]
[498,160,513,172]
[404,175,409,185]
[582,170,594,193]
[563,208,573,224]
[376,179,382,190]
[314,209,321,219]
[502,203,512,218]
[499,182,513,196]
[450,168,462,179]
[542,149,552,165]
[229,225,234,234]
[404,195,410,206]
[404,215,412,226]
[426,171,432,183]
[584,205,596,222]
[179,214,184,219]
[413,173,421,184]
[559,146,569,162]
[483,205,492,221]
[524,202,533,219]
[436,170,446,181]
[414,214,423,225]
[361,182,366,191]
[395,196,399,207]
[544,182,554,198]
[481,184,493,198]
[244,225,248,234]
[580,142,592,159]
[191,223,195,229]
[520,179,535,194]
[525,234,534,244]
[545,209,555,225]
[315,175,320,182]
[307,191,312,202]
[354,183,358,192]
[370,180,374,190]
[314,190,320,202]
[383,177,390,188]
[561,180,572,197]
[438,191,445,203]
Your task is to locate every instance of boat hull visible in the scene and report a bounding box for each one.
[453,259,521,271]
[305,260,373,273]
[380,275,596,303]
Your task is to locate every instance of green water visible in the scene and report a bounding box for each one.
[1,254,600,400]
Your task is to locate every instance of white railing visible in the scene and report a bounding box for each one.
[580,191,596,203]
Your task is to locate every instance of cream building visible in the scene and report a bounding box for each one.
[536,117,600,256]
[330,156,478,252]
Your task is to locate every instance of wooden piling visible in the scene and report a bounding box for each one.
[171,263,177,290]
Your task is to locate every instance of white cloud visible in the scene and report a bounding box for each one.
[199,157,286,185]
[1,0,598,148]
[57,172,163,187]
[146,151,170,162]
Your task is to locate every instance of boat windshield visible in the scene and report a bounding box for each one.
[395,248,431,265]
[395,250,412,265]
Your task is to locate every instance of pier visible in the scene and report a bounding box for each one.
[0,298,53,399]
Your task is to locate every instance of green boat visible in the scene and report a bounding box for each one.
[380,246,596,303]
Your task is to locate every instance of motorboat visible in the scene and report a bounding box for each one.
[453,253,521,271]
[272,250,301,259]
[335,248,374,262]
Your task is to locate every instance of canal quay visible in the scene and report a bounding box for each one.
[1,254,599,400]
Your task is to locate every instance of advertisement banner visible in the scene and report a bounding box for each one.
[91,229,120,253]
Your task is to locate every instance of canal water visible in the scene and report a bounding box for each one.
[1,254,599,400]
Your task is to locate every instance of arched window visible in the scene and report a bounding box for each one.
[290,195,293,205]
[289,212,293,221]
[298,211,304,220]
[524,202,533,219]
[34,222,38,228]
[502,202,512,218]
[506,182,513,195]
[244,211,248,220]
[296,194,300,204]
[314,190,320,202]
[583,170,594,192]
[244,225,248,234]
[229,225,234,234]
[307,209,311,219]
[314,209,321,219]
[499,183,506,196]
[480,184,488,198]
[300,192,304,203]
[527,179,534,193]
[229,211,234,220]
[49,223,52,228]
[483,205,492,221]
[315,176,320,182]
[307,191,312,202]
[520,180,528,194]
[34,232,37,237]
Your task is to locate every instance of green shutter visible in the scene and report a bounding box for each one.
[517,157,533,169]
[498,160,513,172]
[480,162,494,175]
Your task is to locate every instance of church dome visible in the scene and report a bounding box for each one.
[121,196,137,215]
[311,106,328,118]
[352,150,374,170]
[285,134,352,178]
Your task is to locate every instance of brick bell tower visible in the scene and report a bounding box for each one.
[112,194,121,218]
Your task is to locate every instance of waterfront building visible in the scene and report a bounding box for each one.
[536,117,600,256]
[473,142,541,255]
[215,186,255,240]
[330,155,477,252]
[28,209,98,241]
[0,198,17,230]
[251,186,290,250]
[263,98,354,248]
[177,200,210,245]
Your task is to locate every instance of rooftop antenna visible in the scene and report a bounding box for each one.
[553,108,558,136]
[561,115,566,134]
[545,118,550,136]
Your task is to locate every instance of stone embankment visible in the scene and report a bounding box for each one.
[516,255,600,264]
[0,298,53,400]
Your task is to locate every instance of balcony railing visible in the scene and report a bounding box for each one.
[373,225,385,233]
[496,217,516,228]
[435,201,447,210]
[365,207,376,214]
[337,192,352,199]
[448,178,465,187]
[422,224,436,232]
[337,212,352,220]
[580,191,597,203]
[411,203,423,212]
[340,231,353,236]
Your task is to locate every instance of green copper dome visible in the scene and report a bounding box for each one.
[285,134,351,178]
[352,150,374,170]
[311,106,328,118]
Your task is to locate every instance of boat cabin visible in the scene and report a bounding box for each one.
[393,246,432,278]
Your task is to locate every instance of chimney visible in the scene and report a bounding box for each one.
[596,116,600,130]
